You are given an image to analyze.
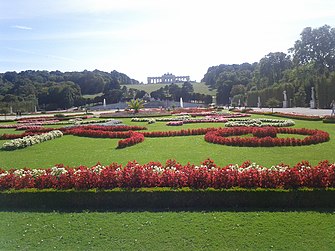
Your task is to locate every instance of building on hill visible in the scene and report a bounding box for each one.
[147,73,190,84]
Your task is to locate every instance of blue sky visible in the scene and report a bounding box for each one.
[1,0,335,83]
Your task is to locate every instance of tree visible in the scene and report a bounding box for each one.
[266,98,280,113]
[256,52,292,86]
[293,85,307,107]
[290,25,335,74]
[104,89,123,103]
[216,83,231,105]
[127,99,144,113]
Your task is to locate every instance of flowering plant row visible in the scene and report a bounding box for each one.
[224,118,295,127]
[205,127,329,147]
[1,130,63,151]
[1,159,335,190]
[166,117,229,126]
[170,108,213,114]
[166,121,184,126]
[323,116,335,123]
[117,131,145,148]
[71,118,121,125]
[0,124,17,129]
[247,110,323,120]
[1,132,37,140]
[271,112,323,120]
[65,125,147,132]
[131,116,190,123]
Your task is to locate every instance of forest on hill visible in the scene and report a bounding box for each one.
[0,68,212,112]
[202,24,335,108]
[0,70,140,111]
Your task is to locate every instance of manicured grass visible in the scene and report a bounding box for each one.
[1,211,334,250]
[0,115,335,169]
[1,114,335,250]
[121,82,216,96]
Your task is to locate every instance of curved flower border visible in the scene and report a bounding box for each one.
[204,127,330,147]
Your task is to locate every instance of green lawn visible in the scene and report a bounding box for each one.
[1,211,334,250]
[1,115,334,169]
[1,114,335,251]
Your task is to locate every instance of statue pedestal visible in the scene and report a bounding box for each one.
[310,100,316,109]
[283,101,288,108]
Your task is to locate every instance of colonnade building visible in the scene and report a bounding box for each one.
[147,73,190,84]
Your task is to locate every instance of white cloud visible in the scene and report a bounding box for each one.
[11,25,32,30]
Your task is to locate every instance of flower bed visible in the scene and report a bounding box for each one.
[323,116,335,123]
[0,159,335,190]
[1,130,63,151]
[224,118,295,127]
[247,110,323,121]
[166,121,184,126]
[272,112,323,120]
[142,128,216,137]
[0,124,17,129]
[117,131,145,148]
[205,127,330,147]
[131,116,190,123]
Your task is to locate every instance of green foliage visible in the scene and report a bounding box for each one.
[294,85,307,107]
[253,52,292,89]
[290,25,335,74]
[127,99,144,113]
[203,25,335,108]
[247,83,294,107]
[0,69,139,110]
[2,189,335,210]
[315,72,335,108]
[266,98,280,112]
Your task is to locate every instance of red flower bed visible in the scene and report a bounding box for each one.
[1,159,335,190]
[67,125,147,132]
[142,128,217,137]
[117,131,145,149]
[0,132,37,140]
[65,128,132,138]
[247,110,323,121]
[166,121,184,126]
[205,127,329,147]
[252,127,277,138]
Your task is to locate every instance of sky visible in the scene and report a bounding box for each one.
[1,0,335,83]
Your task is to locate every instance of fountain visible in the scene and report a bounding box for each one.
[180,97,184,108]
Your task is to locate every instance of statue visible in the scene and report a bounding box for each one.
[282,90,288,108]
[257,96,261,108]
[310,87,316,108]
[283,90,287,101]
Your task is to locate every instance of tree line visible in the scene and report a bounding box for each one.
[0,69,140,112]
[202,24,335,108]
[0,68,212,113]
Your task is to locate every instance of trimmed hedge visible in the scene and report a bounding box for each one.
[1,188,335,210]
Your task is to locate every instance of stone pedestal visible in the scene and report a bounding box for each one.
[310,100,316,109]
[283,101,288,108]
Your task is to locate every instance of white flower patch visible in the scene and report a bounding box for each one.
[50,166,68,176]
[1,130,63,151]
[224,118,295,127]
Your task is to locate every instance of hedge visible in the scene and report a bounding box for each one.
[1,188,335,210]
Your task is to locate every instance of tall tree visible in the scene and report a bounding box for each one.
[290,25,335,74]
[256,52,292,86]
